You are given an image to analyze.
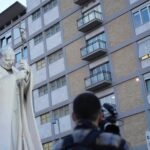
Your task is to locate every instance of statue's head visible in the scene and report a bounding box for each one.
[0,47,15,70]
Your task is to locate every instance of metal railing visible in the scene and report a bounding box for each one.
[85,71,111,88]
[81,40,106,57]
[77,10,103,28]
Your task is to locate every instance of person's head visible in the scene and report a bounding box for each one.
[0,47,15,70]
[72,92,102,126]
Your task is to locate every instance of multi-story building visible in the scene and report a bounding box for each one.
[0,0,150,149]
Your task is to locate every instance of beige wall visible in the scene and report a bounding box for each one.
[60,0,77,15]
[115,78,143,112]
[123,113,147,146]
[62,11,81,41]
[68,66,89,97]
[103,0,126,17]
[65,38,85,69]
[111,44,137,79]
[107,13,132,47]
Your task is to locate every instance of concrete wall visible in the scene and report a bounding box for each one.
[115,78,143,112]
[123,113,147,146]
[65,38,85,69]
[68,66,89,97]
[111,44,137,79]
[107,13,132,48]
[103,0,126,17]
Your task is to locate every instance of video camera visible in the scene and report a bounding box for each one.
[99,103,120,135]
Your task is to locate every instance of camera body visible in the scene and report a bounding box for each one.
[99,103,120,135]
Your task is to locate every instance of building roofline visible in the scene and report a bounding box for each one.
[0,1,26,29]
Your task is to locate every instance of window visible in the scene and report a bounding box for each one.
[48,50,63,64]
[36,59,45,70]
[138,37,150,60]
[45,23,60,38]
[1,36,12,48]
[38,85,48,97]
[53,105,69,119]
[99,94,116,117]
[40,113,51,124]
[15,47,28,63]
[1,37,6,47]
[133,5,150,28]
[43,142,53,150]
[87,32,106,45]
[84,4,102,16]
[34,33,43,45]
[43,0,57,13]
[6,36,11,44]
[32,9,41,21]
[90,62,109,75]
[50,76,66,91]
[146,79,150,94]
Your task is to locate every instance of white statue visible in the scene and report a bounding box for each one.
[0,47,42,150]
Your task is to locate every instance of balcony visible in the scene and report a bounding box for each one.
[81,40,106,61]
[77,10,103,32]
[74,0,91,5]
[85,71,112,91]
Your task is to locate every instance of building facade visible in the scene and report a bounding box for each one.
[0,0,150,149]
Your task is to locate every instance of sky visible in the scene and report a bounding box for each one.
[0,0,27,13]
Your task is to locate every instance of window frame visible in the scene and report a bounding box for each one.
[133,3,150,28]
[38,85,48,97]
[34,33,43,45]
[36,59,45,70]
[40,113,50,124]
[32,9,41,21]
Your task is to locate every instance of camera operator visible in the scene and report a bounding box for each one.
[53,92,130,150]
[99,103,121,135]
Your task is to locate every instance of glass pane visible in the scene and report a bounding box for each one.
[146,79,150,94]
[89,12,95,21]
[141,7,150,24]
[15,52,21,63]
[23,47,28,59]
[88,44,93,53]
[14,27,20,39]
[85,78,91,87]
[133,12,142,27]
[91,75,97,84]
[93,41,99,50]
[98,72,104,81]
[81,48,87,56]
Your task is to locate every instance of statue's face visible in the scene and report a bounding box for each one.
[2,53,15,70]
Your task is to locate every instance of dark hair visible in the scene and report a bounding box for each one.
[73,92,101,121]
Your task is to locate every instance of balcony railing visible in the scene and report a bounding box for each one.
[85,71,111,91]
[77,10,103,32]
[81,40,106,61]
[74,0,91,5]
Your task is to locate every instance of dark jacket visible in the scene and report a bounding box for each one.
[53,120,130,150]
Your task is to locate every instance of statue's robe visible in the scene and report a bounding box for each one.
[0,66,42,150]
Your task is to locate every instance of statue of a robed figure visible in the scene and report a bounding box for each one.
[0,47,42,150]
